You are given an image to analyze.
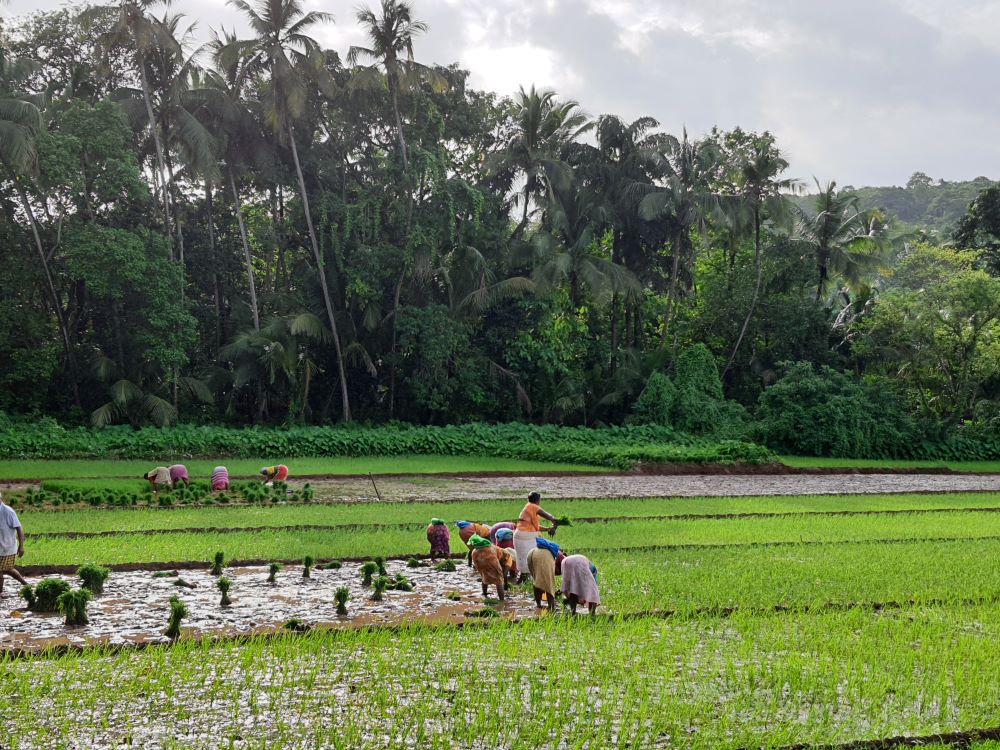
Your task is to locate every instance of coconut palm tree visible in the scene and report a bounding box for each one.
[347,0,443,171]
[86,0,177,231]
[796,180,886,302]
[639,129,723,347]
[723,134,797,374]
[226,0,353,420]
[0,49,82,405]
[492,85,591,238]
[527,178,640,309]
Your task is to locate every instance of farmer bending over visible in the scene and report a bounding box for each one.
[144,466,172,496]
[169,464,190,488]
[260,464,289,485]
[0,492,27,597]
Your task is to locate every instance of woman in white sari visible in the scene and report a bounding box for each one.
[512,491,558,582]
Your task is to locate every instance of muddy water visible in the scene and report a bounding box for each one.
[0,560,538,653]
[310,473,1000,503]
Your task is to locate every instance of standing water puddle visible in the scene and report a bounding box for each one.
[0,560,540,653]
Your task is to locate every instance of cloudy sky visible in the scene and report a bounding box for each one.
[6,0,1000,187]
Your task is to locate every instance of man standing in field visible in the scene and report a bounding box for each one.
[0,492,27,596]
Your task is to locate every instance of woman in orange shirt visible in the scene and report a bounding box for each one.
[512,491,557,582]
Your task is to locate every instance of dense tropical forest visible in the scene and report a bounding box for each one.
[2,0,1000,459]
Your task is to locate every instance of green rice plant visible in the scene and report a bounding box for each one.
[283,618,309,632]
[406,558,424,568]
[372,576,390,601]
[301,483,314,502]
[164,596,187,640]
[435,560,457,572]
[554,516,573,528]
[360,561,379,587]
[324,560,342,570]
[22,578,71,612]
[466,607,499,618]
[56,588,91,626]
[444,591,462,601]
[391,574,413,592]
[152,570,178,578]
[76,564,110,595]
[267,563,281,584]
[18,585,35,609]
[334,587,350,615]
[373,556,387,576]
[302,555,314,578]
[210,551,225,576]
[216,577,232,607]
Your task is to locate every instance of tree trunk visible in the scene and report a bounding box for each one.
[661,244,682,348]
[14,180,80,407]
[229,166,260,332]
[816,248,829,301]
[724,205,762,377]
[136,58,171,233]
[163,149,186,283]
[205,178,223,350]
[390,83,409,171]
[388,267,405,419]
[287,124,352,422]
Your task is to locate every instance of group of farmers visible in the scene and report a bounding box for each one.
[142,464,290,493]
[426,491,601,615]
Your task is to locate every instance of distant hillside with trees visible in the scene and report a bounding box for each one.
[794,173,995,238]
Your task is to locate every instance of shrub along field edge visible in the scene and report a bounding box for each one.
[0,422,773,468]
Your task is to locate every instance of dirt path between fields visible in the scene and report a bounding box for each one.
[308,473,1000,503]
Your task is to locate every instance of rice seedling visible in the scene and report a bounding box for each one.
[435,559,457,572]
[76,564,109,595]
[216,577,232,607]
[444,591,462,601]
[323,560,342,570]
[302,555,314,578]
[56,588,91,626]
[164,596,187,640]
[373,556,387,575]
[360,561,379,587]
[334,587,350,615]
[267,563,281,584]
[21,578,71,611]
[465,607,499,618]
[283,618,309,632]
[406,557,424,568]
[391,574,414,592]
[152,570,178,578]
[210,551,225,576]
[372,576,390,601]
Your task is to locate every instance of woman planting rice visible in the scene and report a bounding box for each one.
[169,464,190,488]
[456,521,491,567]
[426,518,451,560]
[527,536,565,611]
[492,527,518,580]
[143,467,172,495]
[561,555,600,615]
[488,521,515,546]
[513,492,557,582]
[468,534,506,601]
[211,466,230,491]
[259,465,289,484]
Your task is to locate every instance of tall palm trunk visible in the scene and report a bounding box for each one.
[205,178,223,349]
[14,180,80,407]
[661,244,682,348]
[137,57,172,231]
[287,124,352,421]
[228,166,260,332]
[390,82,408,170]
[724,205,762,376]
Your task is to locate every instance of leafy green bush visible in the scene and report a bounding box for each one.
[755,363,918,458]
[0,422,771,467]
[631,372,676,426]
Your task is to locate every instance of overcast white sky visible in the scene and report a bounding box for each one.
[6,0,1000,187]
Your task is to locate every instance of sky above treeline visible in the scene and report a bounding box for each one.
[5,0,999,188]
